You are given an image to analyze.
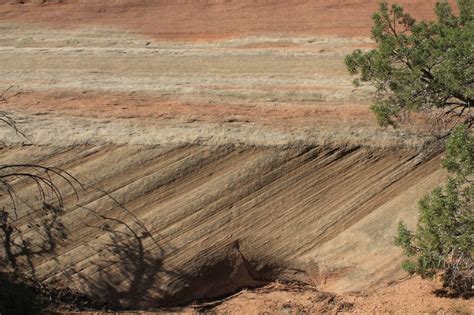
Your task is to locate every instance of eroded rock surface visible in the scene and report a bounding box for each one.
[0,0,451,309]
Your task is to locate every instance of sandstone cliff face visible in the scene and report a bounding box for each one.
[0,143,445,307]
[0,0,451,308]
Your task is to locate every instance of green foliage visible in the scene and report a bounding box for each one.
[394,221,416,256]
[442,124,474,177]
[345,0,473,127]
[395,126,473,295]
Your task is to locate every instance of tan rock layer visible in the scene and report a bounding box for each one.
[0,143,443,308]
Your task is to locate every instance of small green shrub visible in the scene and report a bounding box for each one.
[395,126,473,296]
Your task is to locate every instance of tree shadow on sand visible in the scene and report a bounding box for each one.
[0,163,85,314]
[0,164,78,278]
[74,192,178,310]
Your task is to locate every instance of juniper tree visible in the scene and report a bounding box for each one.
[345,0,473,127]
[345,1,473,295]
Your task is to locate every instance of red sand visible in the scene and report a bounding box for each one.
[0,0,457,41]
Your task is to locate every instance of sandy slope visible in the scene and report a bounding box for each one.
[0,0,456,40]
